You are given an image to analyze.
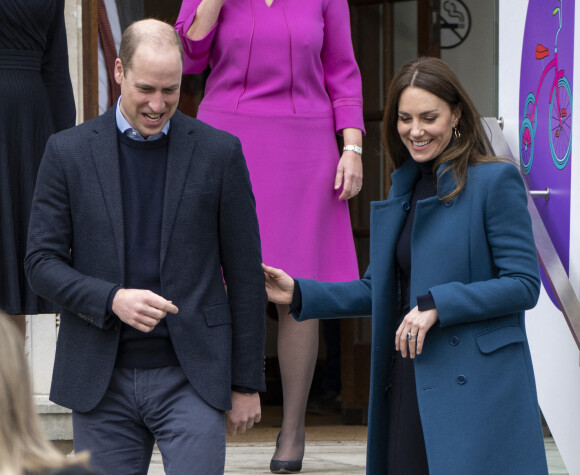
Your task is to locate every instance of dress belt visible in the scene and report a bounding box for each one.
[0,50,42,71]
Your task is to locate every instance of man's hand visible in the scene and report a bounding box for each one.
[112,288,179,333]
[226,391,261,436]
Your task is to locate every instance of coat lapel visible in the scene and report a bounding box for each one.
[90,108,125,277]
[160,111,197,266]
[389,158,420,198]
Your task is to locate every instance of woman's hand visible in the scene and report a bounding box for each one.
[335,151,363,200]
[335,127,363,200]
[262,264,294,305]
[395,306,438,359]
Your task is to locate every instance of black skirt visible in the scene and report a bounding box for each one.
[386,349,430,474]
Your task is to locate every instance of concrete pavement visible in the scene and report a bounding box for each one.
[146,436,568,474]
[148,441,367,474]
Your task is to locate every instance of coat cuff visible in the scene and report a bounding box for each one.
[333,101,365,135]
[417,292,436,312]
[289,279,303,317]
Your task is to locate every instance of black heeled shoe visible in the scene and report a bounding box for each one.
[270,432,303,474]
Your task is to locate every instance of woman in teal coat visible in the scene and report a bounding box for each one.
[263,57,548,475]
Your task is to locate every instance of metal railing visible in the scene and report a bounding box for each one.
[483,117,580,350]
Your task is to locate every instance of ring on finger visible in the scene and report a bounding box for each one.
[406,332,416,340]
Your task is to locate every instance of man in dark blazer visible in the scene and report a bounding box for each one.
[25,19,266,475]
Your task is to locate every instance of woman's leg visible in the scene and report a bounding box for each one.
[274,303,319,461]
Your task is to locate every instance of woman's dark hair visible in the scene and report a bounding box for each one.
[383,57,496,200]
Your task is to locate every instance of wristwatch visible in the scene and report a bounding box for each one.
[343,144,362,156]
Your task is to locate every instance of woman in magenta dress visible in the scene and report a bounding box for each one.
[175,1,364,471]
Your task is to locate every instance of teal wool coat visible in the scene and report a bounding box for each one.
[296,159,549,475]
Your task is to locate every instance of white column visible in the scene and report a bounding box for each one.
[64,0,84,124]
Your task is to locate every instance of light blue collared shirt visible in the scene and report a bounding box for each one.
[115,97,170,141]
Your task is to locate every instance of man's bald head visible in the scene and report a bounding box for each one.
[118,19,184,75]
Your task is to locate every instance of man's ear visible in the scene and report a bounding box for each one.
[114,58,124,86]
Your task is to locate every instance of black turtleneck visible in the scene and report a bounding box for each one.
[395,159,437,318]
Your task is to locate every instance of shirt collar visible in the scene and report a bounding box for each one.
[115,97,170,141]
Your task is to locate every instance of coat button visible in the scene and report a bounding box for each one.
[457,375,467,385]
[449,336,460,346]
[402,201,410,211]
[443,200,454,207]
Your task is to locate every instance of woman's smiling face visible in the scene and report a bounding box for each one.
[396,86,461,163]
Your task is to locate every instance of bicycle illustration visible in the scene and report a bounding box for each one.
[520,0,573,174]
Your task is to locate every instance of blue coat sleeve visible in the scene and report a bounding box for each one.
[430,163,540,327]
[294,266,372,321]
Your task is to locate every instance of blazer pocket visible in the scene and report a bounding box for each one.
[475,324,526,354]
[203,303,232,327]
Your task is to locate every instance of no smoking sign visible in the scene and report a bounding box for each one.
[440,0,471,49]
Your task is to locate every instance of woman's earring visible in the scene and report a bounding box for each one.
[453,126,461,140]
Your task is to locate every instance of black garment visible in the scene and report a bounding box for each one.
[395,160,437,317]
[387,159,436,475]
[115,132,179,369]
[320,318,342,393]
[386,350,429,474]
[0,0,75,314]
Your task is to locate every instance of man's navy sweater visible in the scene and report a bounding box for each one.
[115,131,179,368]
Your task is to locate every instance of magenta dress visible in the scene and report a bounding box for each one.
[175,0,364,281]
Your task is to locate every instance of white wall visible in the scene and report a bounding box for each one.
[499,1,580,473]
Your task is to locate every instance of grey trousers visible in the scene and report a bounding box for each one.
[73,366,226,475]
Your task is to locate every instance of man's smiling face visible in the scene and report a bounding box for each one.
[115,43,182,138]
